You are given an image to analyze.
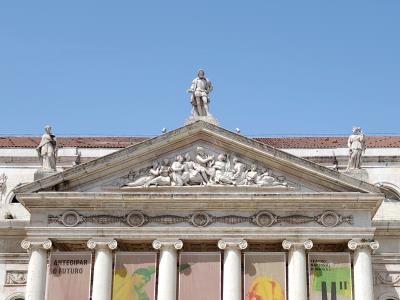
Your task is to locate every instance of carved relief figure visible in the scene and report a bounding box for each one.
[171,155,185,186]
[232,157,246,184]
[125,162,160,187]
[144,159,171,187]
[347,127,366,170]
[243,164,258,185]
[181,153,204,185]
[194,147,214,184]
[257,168,275,186]
[5,270,27,285]
[188,69,213,117]
[214,154,235,185]
[257,168,288,187]
[36,125,57,171]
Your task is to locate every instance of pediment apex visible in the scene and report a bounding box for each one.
[14,121,381,194]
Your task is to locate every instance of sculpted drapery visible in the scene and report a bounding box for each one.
[36,125,57,171]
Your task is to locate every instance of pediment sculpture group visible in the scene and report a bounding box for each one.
[124,147,289,188]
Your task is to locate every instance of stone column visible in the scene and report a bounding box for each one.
[87,239,118,300]
[152,239,183,300]
[282,239,313,300]
[348,239,379,300]
[21,239,52,300]
[218,239,248,300]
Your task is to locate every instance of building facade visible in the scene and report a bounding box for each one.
[1,121,400,300]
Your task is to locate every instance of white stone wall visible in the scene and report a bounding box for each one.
[1,145,400,299]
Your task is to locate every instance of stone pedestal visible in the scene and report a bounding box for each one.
[21,239,52,300]
[218,239,248,300]
[87,239,118,300]
[34,169,58,180]
[348,240,379,300]
[153,239,183,300]
[184,115,219,126]
[282,240,313,300]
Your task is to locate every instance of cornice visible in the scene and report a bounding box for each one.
[17,191,382,213]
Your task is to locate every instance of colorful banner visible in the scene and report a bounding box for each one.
[244,252,286,300]
[309,253,353,300]
[46,252,92,300]
[179,252,221,300]
[112,252,157,300]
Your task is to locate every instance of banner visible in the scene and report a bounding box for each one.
[244,252,286,300]
[309,253,352,300]
[179,252,221,300]
[46,252,92,300]
[112,252,157,300]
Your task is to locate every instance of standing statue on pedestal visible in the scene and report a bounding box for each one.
[185,69,219,126]
[188,69,213,117]
[36,125,57,171]
[347,127,366,170]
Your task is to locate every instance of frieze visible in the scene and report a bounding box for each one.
[5,270,27,286]
[49,210,352,228]
[119,146,294,188]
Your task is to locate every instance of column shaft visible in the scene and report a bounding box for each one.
[158,247,178,300]
[153,239,183,300]
[223,247,241,300]
[282,240,313,300]
[92,248,113,300]
[353,248,373,300]
[348,240,379,300]
[26,248,48,300]
[288,247,307,300]
[21,239,52,300]
[218,239,247,300]
[87,239,117,300]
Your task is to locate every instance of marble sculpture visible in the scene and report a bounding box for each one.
[36,125,57,171]
[124,147,288,187]
[347,127,366,170]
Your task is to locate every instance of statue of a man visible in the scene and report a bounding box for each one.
[188,69,213,117]
[36,125,57,171]
[347,127,366,170]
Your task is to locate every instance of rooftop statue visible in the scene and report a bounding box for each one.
[185,69,219,125]
[347,127,366,170]
[36,125,57,171]
[188,69,213,117]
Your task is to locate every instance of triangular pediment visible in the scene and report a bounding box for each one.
[14,121,381,194]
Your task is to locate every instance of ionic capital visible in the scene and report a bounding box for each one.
[217,239,248,250]
[152,239,183,250]
[282,239,313,250]
[348,239,379,252]
[87,238,118,250]
[21,239,52,251]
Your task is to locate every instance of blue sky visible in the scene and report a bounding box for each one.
[1,1,399,136]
